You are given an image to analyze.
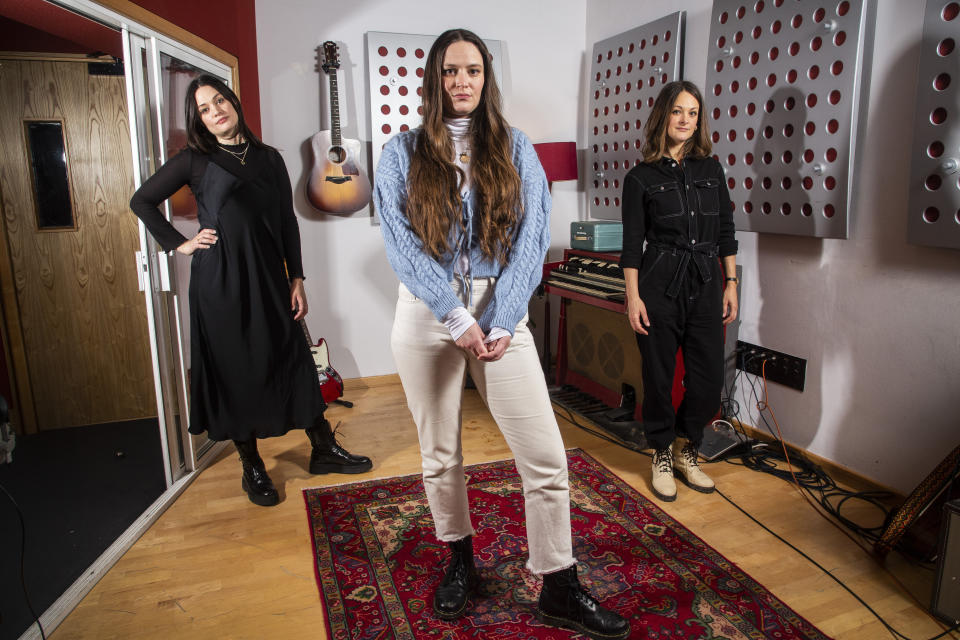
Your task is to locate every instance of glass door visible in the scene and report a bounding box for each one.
[125,31,233,480]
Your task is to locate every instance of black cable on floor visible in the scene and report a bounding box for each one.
[716,486,959,640]
[0,481,46,640]
[731,360,953,566]
[553,392,960,640]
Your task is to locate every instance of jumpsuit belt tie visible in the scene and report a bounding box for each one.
[649,242,719,298]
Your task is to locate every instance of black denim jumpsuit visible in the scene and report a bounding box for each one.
[619,155,738,450]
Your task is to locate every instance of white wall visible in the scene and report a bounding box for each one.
[255,0,586,378]
[587,0,960,494]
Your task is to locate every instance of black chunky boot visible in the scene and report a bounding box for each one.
[233,439,280,507]
[433,536,478,620]
[537,564,630,640]
[306,418,372,474]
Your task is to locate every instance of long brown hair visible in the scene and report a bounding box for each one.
[407,29,522,265]
[642,80,712,163]
[184,74,266,154]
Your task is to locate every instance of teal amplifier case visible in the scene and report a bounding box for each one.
[570,221,623,251]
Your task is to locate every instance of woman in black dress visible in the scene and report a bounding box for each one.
[620,81,738,502]
[130,75,371,506]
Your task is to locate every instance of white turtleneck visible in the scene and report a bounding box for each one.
[446,116,472,194]
[440,117,509,345]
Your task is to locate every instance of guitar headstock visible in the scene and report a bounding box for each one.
[319,41,340,74]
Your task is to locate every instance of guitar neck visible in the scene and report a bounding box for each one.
[299,318,313,346]
[328,71,342,147]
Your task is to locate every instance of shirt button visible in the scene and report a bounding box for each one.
[691,239,697,244]
[690,211,695,216]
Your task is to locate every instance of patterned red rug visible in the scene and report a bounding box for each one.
[303,449,830,639]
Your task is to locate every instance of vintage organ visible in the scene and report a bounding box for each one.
[541,249,687,437]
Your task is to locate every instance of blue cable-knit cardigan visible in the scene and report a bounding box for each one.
[374,127,551,336]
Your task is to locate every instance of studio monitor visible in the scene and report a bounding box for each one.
[933,499,960,625]
[565,299,644,404]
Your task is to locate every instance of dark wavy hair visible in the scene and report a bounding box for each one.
[406,28,522,265]
[642,80,712,163]
[184,74,265,154]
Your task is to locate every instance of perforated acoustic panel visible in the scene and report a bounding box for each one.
[706,0,870,238]
[907,1,960,249]
[366,32,503,190]
[588,13,685,221]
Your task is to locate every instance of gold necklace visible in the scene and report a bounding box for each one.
[459,149,470,163]
[219,142,249,165]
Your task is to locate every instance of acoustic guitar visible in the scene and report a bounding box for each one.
[306,41,371,213]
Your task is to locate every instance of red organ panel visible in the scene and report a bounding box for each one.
[907,1,960,249]
[366,31,504,212]
[588,13,685,221]
[706,0,870,238]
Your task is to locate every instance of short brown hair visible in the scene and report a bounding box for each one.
[642,81,712,163]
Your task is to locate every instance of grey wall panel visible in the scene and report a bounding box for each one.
[705,0,871,238]
[587,12,685,221]
[907,0,960,250]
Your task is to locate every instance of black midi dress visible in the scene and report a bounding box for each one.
[130,144,325,441]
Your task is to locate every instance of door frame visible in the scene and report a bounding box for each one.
[11,2,244,638]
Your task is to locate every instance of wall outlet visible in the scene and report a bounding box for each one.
[735,340,806,391]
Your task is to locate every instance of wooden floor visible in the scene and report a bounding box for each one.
[51,375,957,639]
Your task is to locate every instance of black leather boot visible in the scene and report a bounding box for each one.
[305,418,372,474]
[233,439,279,507]
[537,564,630,640]
[433,536,478,620]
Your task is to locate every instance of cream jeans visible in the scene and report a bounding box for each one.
[391,279,575,575]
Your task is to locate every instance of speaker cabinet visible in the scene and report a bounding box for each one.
[565,299,644,405]
[933,499,960,625]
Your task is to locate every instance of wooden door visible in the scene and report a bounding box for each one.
[0,59,154,431]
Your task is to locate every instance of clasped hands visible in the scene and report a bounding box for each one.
[456,323,510,362]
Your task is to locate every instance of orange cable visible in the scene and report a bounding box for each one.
[755,360,959,637]
[758,359,882,553]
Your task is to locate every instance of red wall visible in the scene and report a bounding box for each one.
[131,0,262,135]
[0,15,122,57]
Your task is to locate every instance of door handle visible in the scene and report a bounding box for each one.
[135,250,173,292]
[157,251,172,292]
[135,251,146,292]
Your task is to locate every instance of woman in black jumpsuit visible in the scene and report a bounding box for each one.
[620,81,739,503]
[130,75,370,506]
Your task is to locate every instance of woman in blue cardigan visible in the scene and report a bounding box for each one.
[374,28,629,639]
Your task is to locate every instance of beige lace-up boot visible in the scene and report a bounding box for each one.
[672,438,715,493]
[651,447,677,501]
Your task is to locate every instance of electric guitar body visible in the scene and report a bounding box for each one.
[307,41,371,214]
[298,319,346,405]
[307,130,371,213]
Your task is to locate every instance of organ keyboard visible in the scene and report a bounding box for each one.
[540,249,686,430]
[545,255,626,302]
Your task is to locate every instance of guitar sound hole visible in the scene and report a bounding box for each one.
[327,146,346,163]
